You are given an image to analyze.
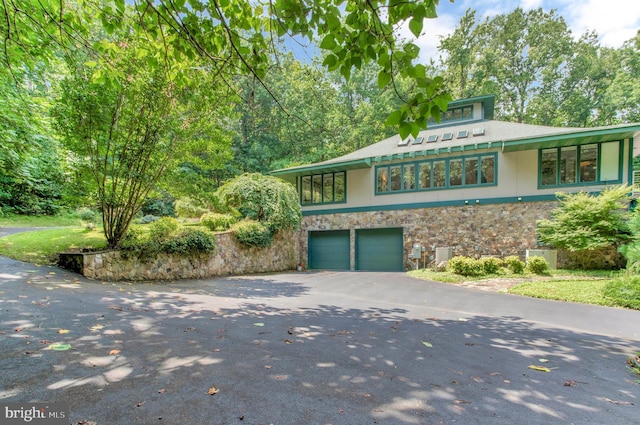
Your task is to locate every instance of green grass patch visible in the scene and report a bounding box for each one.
[408,269,468,283]
[410,267,638,310]
[0,227,107,264]
[0,213,84,227]
[508,279,615,306]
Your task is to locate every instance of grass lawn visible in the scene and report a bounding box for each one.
[0,213,84,227]
[0,227,107,264]
[409,268,638,310]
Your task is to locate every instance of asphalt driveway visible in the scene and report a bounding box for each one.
[1,253,639,424]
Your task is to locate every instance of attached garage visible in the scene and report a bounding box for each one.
[308,230,350,270]
[356,228,404,271]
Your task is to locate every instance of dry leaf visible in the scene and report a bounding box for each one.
[207,386,219,395]
[158,388,166,394]
[564,380,577,386]
[58,329,70,334]
[109,349,121,355]
[284,339,293,344]
[528,365,551,372]
[89,324,104,331]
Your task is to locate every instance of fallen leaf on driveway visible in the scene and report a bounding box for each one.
[58,329,70,334]
[207,386,219,395]
[158,388,166,394]
[109,349,121,355]
[49,343,72,351]
[284,339,293,344]
[564,380,577,386]
[422,341,433,348]
[528,365,551,372]
[253,323,264,327]
[89,324,104,331]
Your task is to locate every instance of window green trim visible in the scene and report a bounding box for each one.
[300,171,347,205]
[538,141,623,188]
[375,153,498,195]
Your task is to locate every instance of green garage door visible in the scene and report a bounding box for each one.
[308,230,350,270]
[356,228,404,271]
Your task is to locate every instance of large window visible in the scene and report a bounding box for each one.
[301,171,346,205]
[539,141,621,187]
[376,153,497,194]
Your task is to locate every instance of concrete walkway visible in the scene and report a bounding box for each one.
[0,252,639,424]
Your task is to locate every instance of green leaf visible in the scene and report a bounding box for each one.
[319,34,337,50]
[409,17,423,38]
[377,70,391,89]
[422,341,433,348]
[84,61,98,68]
[399,121,412,140]
[385,110,402,126]
[49,343,72,351]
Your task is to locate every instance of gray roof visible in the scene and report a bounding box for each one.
[272,120,640,178]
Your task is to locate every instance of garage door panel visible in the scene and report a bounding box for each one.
[356,228,403,271]
[309,230,350,270]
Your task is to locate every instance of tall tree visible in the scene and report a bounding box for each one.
[604,31,640,123]
[1,0,452,138]
[53,31,233,248]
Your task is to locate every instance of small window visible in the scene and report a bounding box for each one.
[449,159,463,186]
[433,161,446,187]
[390,166,402,191]
[442,132,453,141]
[463,106,473,119]
[403,164,415,190]
[419,163,431,189]
[426,134,438,143]
[397,138,410,147]
[377,168,389,192]
[472,127,485,136]
[457,130,469,139]
[412,136,424,145]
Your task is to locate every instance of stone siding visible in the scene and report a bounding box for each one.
[300,201,559,269]
[62,230,300,281]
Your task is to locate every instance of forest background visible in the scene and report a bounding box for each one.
[2,3,639,226]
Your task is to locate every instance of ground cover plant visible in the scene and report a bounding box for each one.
[409,255,638,311]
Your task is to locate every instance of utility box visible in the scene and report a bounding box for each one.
[526,249,557,269]
[409,243,423,259]
[435,247,453,264]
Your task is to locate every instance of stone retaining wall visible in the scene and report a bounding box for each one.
[60,230,300,281]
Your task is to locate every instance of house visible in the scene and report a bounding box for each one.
[271,95,640,271]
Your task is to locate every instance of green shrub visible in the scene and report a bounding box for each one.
[138,214,159,224]
[231,219,272,248]
[603,275,640,310]
[175,197,208,219]
[200,212,237,231]
[149,217,179,241]
[526,255,549,275]
[481,256,503,275]
[77,207,99,222]
[161,230,216,256]
[447,256,484,276]
[504,255,525,274]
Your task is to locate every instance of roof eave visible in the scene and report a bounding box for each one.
[270,158,373,179]
[500,125,640,152]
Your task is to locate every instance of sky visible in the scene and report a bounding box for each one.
[401,0,640,63]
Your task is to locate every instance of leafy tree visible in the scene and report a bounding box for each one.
[1,0,451,138]
[536,186,632,268]
[53,31,231,248]
[604,31,640,124]
[0,66,68,215]
[216,173,301,234]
